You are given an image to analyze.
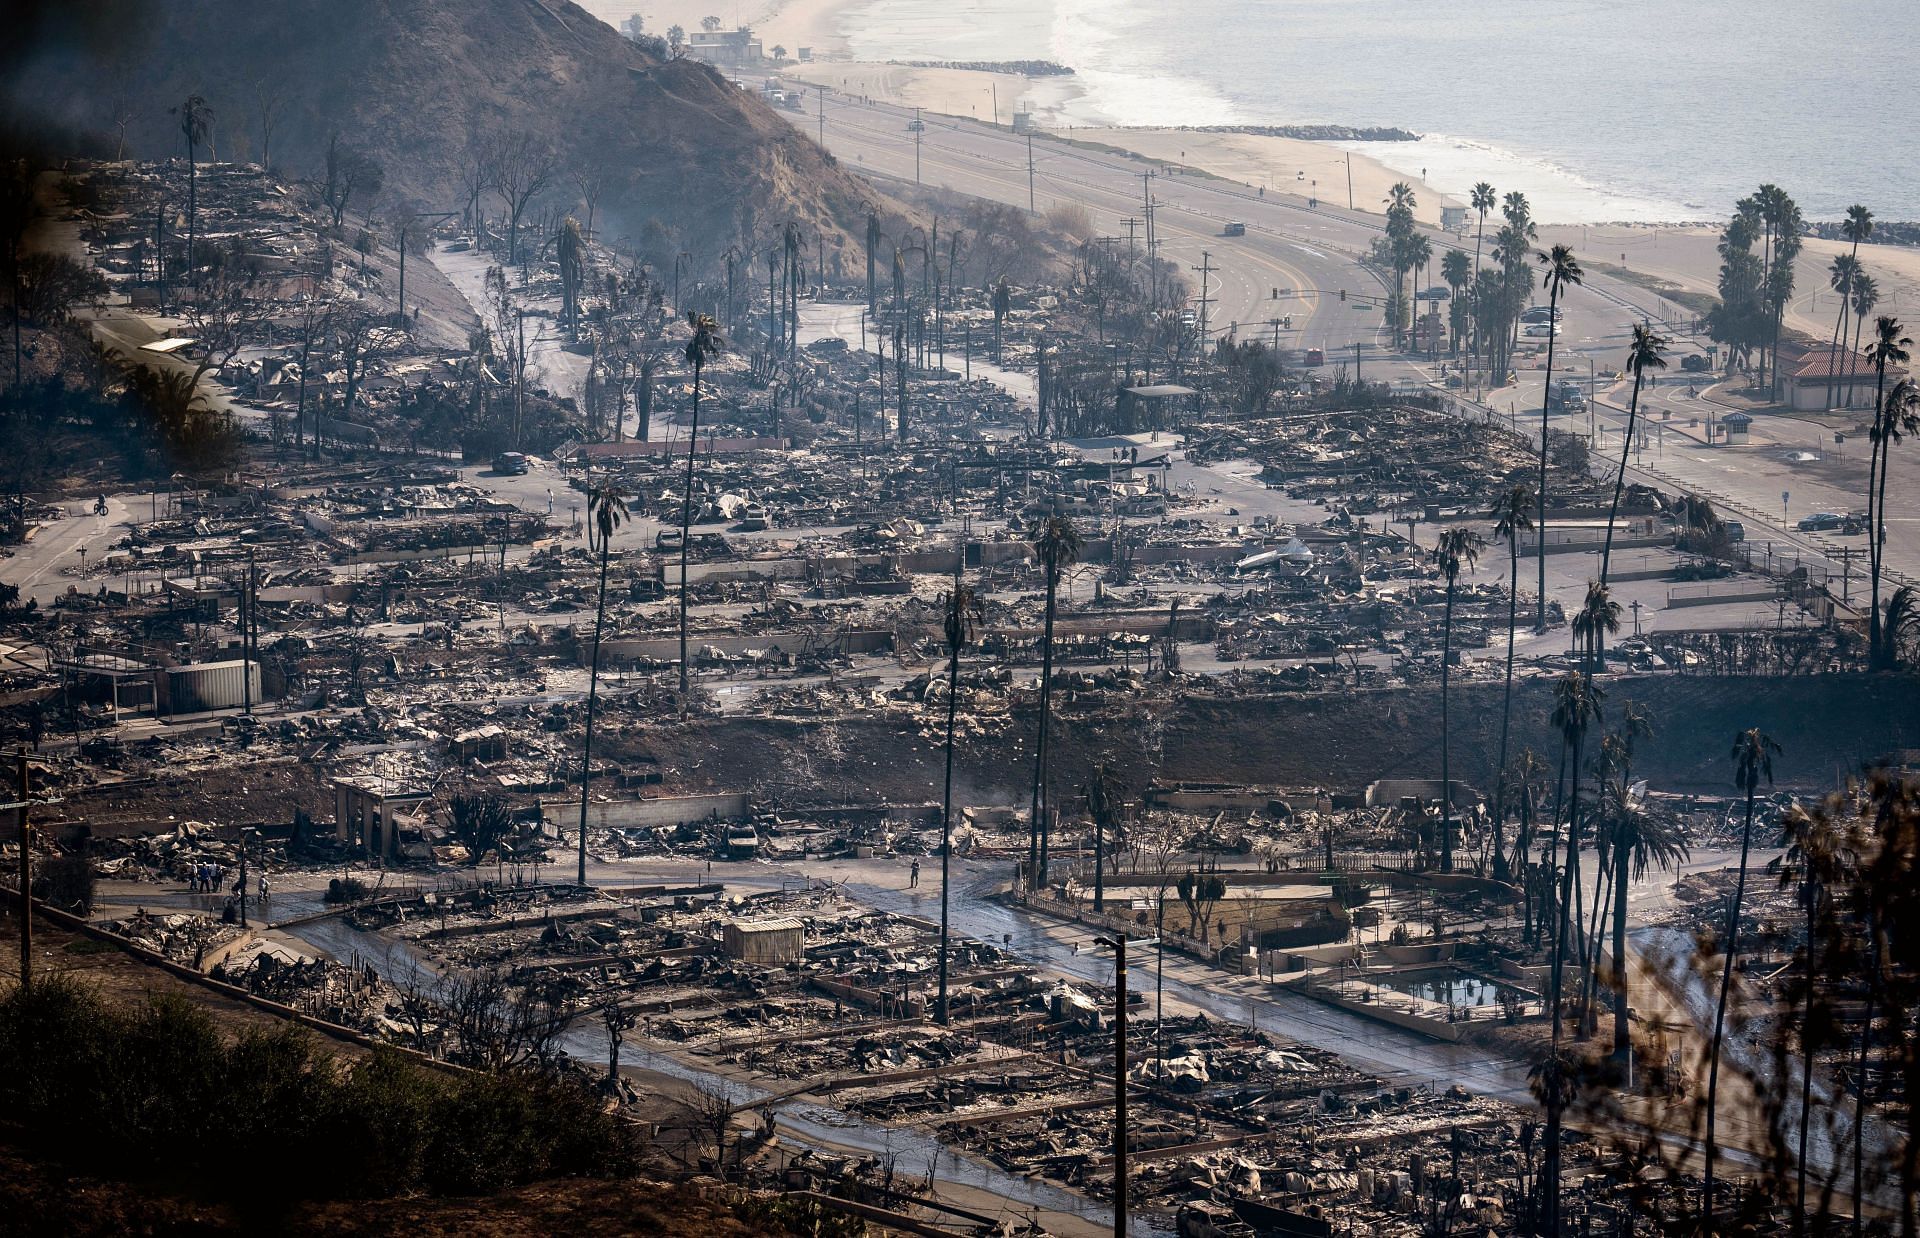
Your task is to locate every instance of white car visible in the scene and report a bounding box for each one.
[1523,322,1562,338]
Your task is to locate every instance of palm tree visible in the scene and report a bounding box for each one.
[1600,325,1668,585]
[1441,249,1471,355]
[1491,484,1535,882]
[1756,186,1802,401]
[1572,579,1620,678]
[1873,380,1920,667]
[677,312,723,699]
[1702,727,1781,1215]
[1509,747,1549,935]
[1533,245,1583,631]
[1884,581,1920,670]
[1433,527,1484,872]
[556,217,584,339]
[936,555,981,1025]
[1027,514,1082,889]
[1827,207,1873,406]
[1470,182,1497,369]
[1824,254,1861,409]
[1597,717,1689,1059]
[1677,491,1727,554]
[865,212,881,315]
[177,95,212,259]
[1777,797,1849,1229]
[1542,669,1603,1233]
[1865,318,1912,667]
[1384,183,1417,347]
[1603,729,1686,1060]
[1400,232,1432,353]
[577,478,629,886]
[1845,274,1879,406]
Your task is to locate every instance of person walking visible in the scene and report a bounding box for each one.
[909,858,920,889]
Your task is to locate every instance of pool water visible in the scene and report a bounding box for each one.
[1375,968,1527,1010]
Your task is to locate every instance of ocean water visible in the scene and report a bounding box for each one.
[838,0,1918,223]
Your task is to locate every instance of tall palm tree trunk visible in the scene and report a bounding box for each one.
[1868,358,1891,666]
[1440,581,1455,871]
[1030,566,1060,888]
[1852,911,1875,1238]
[1795,872,1818,1230]
[678,360,703,698]
[578,539,611,886]
[937,627,960,1025]
[1544,726,1584,1231]
[1871,375,1900,672]
[1828,297,1851,410]
[1601,367,1647,585]
[1471,219,1485,374]
[1536,289,1562,631]
[1846,310,1867,407]
[1494,541,1520,881]
[1612,836,1632,1057]
[1703,781,1758,1216]
[1579,843,1612,1037]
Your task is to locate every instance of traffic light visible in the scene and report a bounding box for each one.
[1339,289,1346,302]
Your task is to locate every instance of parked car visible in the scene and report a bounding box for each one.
[491,451,529,476]
[1521,306,1564,324]
[1797,512,1846,532]
[1680,353,1712,372]
[1523,322,1562,338]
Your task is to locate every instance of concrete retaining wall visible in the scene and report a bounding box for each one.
[540,792,751,829]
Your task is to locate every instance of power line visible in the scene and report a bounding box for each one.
[1026,134,1035,212]
[1192,251,1215,342]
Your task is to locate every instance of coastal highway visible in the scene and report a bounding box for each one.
[773,86,1918,593]
[790,86,1400,369]
[788,86,1688,377]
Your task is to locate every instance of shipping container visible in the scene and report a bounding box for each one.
[162,660,263,714]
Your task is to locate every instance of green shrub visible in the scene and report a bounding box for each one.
[0,979,641,1203]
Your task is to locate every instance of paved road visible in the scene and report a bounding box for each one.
[784,90,1919,608]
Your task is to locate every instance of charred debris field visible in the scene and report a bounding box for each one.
[2,11,1918,1233]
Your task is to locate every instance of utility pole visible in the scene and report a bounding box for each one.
[895,321,908,440]
[937,550,963,1026]
[911,107,925,185]
[1115,931,1128,1238]
[237,826,249,928]
[242,547,255,715]
[1354,341,1363,384]
[1026,134,1036,213]
[1095,933,1133,1238]
[1122,216,1139,263]
[817,88,825,146]
[1346,152,1354,211]
[1142,173,1159,308]
[1192,252,1215,344]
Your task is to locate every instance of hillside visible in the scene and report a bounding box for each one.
[3,0,896,263]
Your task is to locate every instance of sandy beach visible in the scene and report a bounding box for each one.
[1065,127,1459,227]
[576,0,1920,329]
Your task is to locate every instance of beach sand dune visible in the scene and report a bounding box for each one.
[1067,128,1458,229]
